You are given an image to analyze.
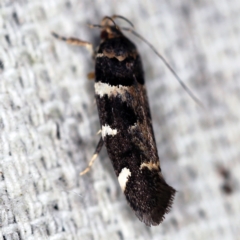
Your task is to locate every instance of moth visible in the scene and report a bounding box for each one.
[53,15,179,226]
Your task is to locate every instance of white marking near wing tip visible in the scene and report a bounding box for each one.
[140,161,160,171]
[94,82,128,98]
[101,124,118,138]
[118,167,131,191]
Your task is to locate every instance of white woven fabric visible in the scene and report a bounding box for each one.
[1,0,239,239]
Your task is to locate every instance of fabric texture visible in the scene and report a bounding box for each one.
[0,0,239,239]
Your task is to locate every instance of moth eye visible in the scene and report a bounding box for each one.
[101,30,108,39]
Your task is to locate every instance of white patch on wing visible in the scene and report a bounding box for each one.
[118,167,131,191]
[140,161,160,171]
[94,82,128,99]
[101,125,118,138]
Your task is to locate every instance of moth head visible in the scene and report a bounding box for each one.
[100,16,123,40]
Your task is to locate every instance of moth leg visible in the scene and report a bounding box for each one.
[80,137,104,176]
[87,72,95,80]
[52,32,93,54]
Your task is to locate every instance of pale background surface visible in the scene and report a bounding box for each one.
[0,0,240,239]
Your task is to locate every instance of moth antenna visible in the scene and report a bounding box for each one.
[122,27,204,108]
[111,15,135,28]
[101,16,118,28]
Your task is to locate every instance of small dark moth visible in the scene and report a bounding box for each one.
[53,15,179,226]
